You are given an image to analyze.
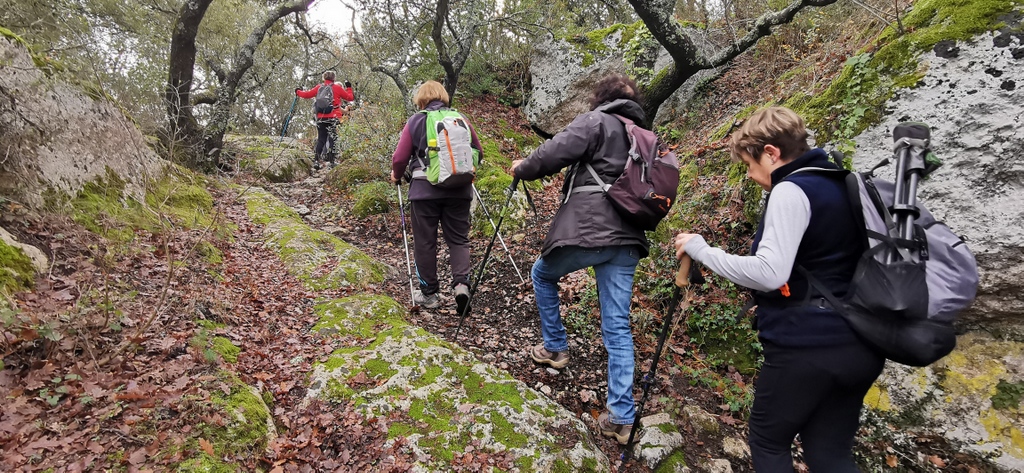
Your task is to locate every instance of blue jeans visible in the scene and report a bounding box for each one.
[531,245,641,425]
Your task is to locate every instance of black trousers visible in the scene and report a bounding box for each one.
[749,340,884,472]
[410,198,471,294]
[314,118,339,163]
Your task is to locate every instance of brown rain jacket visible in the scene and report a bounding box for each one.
[514,98,649,258]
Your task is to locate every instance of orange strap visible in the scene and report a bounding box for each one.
[779,283,791,297]
[443,129,456,171]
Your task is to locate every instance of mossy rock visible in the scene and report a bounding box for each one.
[351,181,393,218]
[225,134,311,183]
[238,186,389,289]
[326,158,388,192]
[305,294,610,471]
[796,0,1021,150]
[178,371,275,468]
[62,166,219,247]
[0,239,36,294]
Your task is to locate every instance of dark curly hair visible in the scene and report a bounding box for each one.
[589,74,642,110]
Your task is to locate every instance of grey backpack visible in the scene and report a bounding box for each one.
[798,168,978,366]
[314,84,335,114]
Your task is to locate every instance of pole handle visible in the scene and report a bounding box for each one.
[675,255,692,288]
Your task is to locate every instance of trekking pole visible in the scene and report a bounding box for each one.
[279,96,298,142]
[396,184,416,303]
[455,177,521,340]
[887,123,936,262]
[472,184,525,284]
[622,255,704,462]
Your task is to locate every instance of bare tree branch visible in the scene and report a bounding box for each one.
[623,0,839,122]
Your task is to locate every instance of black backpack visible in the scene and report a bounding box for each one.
[314,84,335,114]
[794,131,978,366]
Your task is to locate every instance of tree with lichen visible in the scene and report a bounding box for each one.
[166,0,314,169]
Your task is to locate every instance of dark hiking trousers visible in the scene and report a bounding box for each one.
[749,340,884,472]
[314,118,339,163]
[411,198,471,295]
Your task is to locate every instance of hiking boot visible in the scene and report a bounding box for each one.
[313,160,322,171]
[454,284,470,315]
[598,412,633,445]
[530,344,569,369]
[413,290,440,309]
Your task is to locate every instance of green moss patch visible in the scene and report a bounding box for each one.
[175,453,237,473]
[351,182,393,218]
[0,239,36,294]
[177,371,274,469]
[797,0,1022,152]
[57,166,219,249]
[240,187,388,289]
[211,337,241,363]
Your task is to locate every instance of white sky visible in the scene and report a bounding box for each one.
[308,0,355,37]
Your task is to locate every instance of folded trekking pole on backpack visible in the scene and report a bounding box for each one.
[800,122,977,367]
[622,255,704,461]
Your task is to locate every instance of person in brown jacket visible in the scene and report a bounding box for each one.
[510,74,649,444]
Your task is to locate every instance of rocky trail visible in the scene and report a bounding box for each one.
[261,158,757,472]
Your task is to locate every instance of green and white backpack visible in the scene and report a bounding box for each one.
[413,109,479,188]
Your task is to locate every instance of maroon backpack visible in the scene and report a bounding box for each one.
[569,112,681,231]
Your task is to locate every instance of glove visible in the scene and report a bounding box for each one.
[344,80,352,89]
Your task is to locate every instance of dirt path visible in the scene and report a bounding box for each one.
[264,163,753,472]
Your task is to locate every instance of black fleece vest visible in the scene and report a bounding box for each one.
[750,149,861,347]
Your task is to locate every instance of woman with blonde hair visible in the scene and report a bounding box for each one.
[675,107,883,472]
[391,81,483,313]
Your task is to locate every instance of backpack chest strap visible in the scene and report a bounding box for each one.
[564,163,612,203]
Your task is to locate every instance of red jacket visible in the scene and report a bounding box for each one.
[296,80,354,119]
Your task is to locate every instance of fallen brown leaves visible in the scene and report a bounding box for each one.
[0,190,417,470]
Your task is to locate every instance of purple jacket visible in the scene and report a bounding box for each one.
[514,99,649,257]
[391,100,483,201]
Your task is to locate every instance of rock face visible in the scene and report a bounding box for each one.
[852,27,1024,471]
[851,29,1024,334]
[526,27,724,136]
[525,32,627,137]
[0,34,165,208]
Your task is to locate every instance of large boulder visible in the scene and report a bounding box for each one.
[526,31,627,137]
[526,25,724,136]
[852,24,1024,471]
[851,29,1024,334]
[0,30,164,209]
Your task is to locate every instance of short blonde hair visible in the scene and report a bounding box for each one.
[729,106,810,162]
[323,70,336,82]
[414,81,450,110]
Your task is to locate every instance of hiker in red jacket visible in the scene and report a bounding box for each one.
[295,71,354,169]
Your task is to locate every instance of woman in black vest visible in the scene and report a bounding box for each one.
[674,107,883,472]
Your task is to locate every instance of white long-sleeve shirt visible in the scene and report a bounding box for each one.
[684,181,811,292]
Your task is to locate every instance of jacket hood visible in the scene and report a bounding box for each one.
[595,99,646,126]
[424,100,447,111]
